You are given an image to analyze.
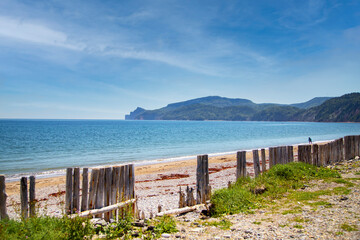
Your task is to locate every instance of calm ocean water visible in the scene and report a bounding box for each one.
[1,119,360,180]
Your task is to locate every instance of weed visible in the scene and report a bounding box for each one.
[205,218,232,230]
[293,224,303,229]
[152,215,178,237]
[340,223,358,232]
[252,221,261,225]
[335,231,344,235]
[291,217,309,223]
[331,178,354,187]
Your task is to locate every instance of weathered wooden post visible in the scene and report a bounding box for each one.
[298,145,312,164]
[73,168,80,213]
[355,135,360,157]
[119,165,125,202]
[104,167,112,221]
[196,155,210,204]
[287,146,294,162]
[20,177,28,219]
[344,136,352,160]
[81,168,89,212]
[261,148,266,172]
[95,168,105,218]
[88,168,99,210]
[29,176,36,217]
[0,175,8,220]
[179,187,185,208]
[253,150,260,177]
[186,186,196,206]
[312,144,319,166]
[129,164,135,216]
[65,168,73,214]
[269,147,274,168]
[276,147,282,164]
[236,151,246,179]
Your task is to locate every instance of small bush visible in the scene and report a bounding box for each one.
[153,215,177,237]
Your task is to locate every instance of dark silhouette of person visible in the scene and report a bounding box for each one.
[308,137,312,144]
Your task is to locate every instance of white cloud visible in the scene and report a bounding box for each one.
[0,16,84,50]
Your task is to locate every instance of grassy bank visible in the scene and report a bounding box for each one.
[210,162,341,216]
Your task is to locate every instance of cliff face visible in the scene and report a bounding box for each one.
[125,107,146,120]
[125,93,360,122]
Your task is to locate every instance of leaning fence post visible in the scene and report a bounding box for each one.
[0,175,8,220]
[29,176,36,217]
[253,150,260,177]
[20,177,28,219]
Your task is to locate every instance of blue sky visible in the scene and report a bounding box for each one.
[0,0,359,119]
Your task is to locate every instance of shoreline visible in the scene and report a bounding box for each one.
[5,139,334,195]
[3,139,335,219]
[3,139,332,183]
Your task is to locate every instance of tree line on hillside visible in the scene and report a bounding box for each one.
[125,93,360,122]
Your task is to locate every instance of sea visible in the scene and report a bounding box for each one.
[1,119,360,181]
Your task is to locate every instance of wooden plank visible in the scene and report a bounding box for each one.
[119,166,125,202]
[129,164,135,199]
[124,165,130,201]
[344,136,351,160]
[156,204,205,217]
[0,175,9,220]
[236,151,246,180]
[88,169,99,210]
[73,167,80,213]
[287,146,294,163]
[111,167,118,205]
[203,155,210,201]
[81,168,89,212]
[253,149,260,177]
[29,176,36,218]
[276,147,281,165]
[260,148,266,172]
[20,177,28,219]
[312,144,319,167]
[65,168,73,215]
[104,167,112,221]
[196,155,204,204]
[269,147,274,168]
[71,199,136,218]
[96,168,105,218]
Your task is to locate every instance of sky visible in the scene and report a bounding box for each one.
[0,0,359,119]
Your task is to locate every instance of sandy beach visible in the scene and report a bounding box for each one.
[4,145,304,219]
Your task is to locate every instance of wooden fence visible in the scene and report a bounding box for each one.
[65,164,135,221]
[1,135,360,221]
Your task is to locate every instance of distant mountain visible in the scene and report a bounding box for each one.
[290,97,332,109]
[298,93,360,122]
[125,93,360,122]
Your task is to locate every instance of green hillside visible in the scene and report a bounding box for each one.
[125,93,360,122]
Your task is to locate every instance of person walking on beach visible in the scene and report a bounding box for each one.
[308,137,312,144]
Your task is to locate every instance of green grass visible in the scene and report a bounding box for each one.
[0,216,94,240]
[204,218,232,230]
[340,223,358,232]
[210,162,340,217]
[293,224,303,229]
